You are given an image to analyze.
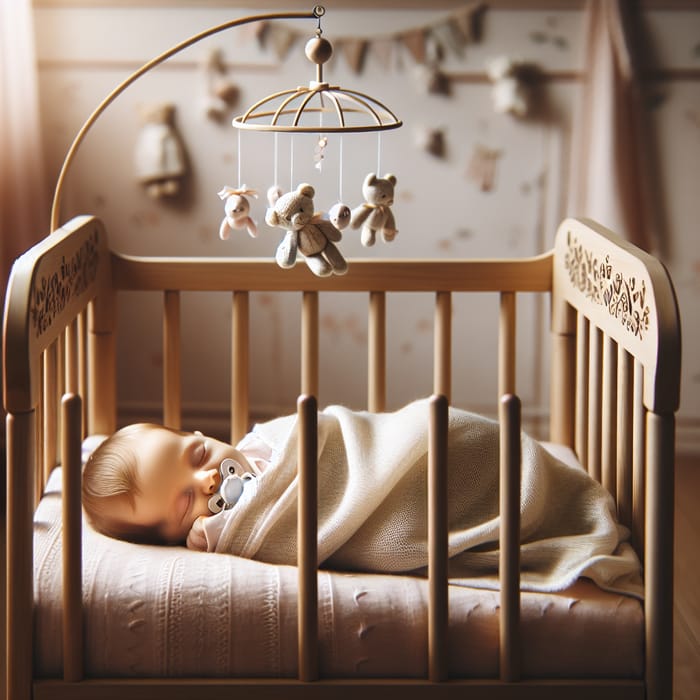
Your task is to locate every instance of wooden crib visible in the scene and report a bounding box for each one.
[3,215,680,700]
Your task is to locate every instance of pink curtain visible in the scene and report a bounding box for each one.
[568,0,658,253]
[0,0,49,307]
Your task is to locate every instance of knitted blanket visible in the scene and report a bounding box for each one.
[216,399,642,597]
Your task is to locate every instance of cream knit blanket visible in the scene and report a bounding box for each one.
[217,399,642,597]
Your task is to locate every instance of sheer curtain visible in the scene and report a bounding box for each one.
[568,0,659,253]
[0,0,49,306]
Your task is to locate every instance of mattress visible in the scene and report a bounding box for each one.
[34,444,643,679]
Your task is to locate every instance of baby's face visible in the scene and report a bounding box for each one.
[104,426,252,544]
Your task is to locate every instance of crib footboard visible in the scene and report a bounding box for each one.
[550,217,681,700]
[3,215,681,700]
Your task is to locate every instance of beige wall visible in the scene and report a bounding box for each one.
[33,1,700,450]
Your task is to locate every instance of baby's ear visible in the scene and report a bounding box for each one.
[194,430,203,436]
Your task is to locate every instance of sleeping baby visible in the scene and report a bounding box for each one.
[82,399,643,597]
[82,423,270,550]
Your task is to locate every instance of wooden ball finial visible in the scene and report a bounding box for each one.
[305,36,333,66]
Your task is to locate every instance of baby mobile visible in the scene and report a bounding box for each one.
[218,5,402,277]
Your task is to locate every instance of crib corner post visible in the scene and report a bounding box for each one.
[297,393,319,682]
[5,410,36,700]
[644,410,675,700]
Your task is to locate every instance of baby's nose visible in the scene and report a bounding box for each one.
[196,468,220,495]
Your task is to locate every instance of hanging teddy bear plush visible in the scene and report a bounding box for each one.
[217,186,258,239]
[266,183,348,277]
[350,173,398,247]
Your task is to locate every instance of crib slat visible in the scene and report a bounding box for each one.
[163,290,182,429]
[62,393,84,682]
[499,393,521,682]
[499,292,516,398]
[549,303,575,448]
[601,335,617,499]
[575,313,589,467]
[428,394,449,682]
[297,394,319,682]
[434,292,451,400]
[65,316,80,395]
[368,291,386,412]
[302,292,319,398]
[87,298,118,436]
[587,326,602,481]
[78,310,88,434]
[43,342,58,493]
[632,360,646,557]
[616,346,634,529]
[232,291,250,444]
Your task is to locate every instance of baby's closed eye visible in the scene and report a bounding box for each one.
[190,441,207,467]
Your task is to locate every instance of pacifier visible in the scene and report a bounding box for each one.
[207,458,255,514]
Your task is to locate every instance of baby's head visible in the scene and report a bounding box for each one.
[82,423,251,545]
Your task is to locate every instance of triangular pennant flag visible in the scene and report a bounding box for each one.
[238,22,261,46]
[431,19,466,58]
[372,37,394,71]
[401,28,426,64]
[342,38,368,74]
[453,2,487,43]
[268,24,297,61]
[254,21,270,48]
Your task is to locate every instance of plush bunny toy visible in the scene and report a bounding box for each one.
[266,183,348,277]
[350,173,398,247]
[218,186,258,239]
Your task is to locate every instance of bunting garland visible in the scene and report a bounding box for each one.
[250,2,486,75]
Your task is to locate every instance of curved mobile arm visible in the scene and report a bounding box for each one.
[50,8,322,232]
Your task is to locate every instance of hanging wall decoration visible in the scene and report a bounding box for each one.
[486,56,532,118]
[134,102,189,199]
[200,48,240,122]
[414,126,446,158]
[466,143,501,192]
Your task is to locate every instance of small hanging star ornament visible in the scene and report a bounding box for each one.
[314,135,328,171]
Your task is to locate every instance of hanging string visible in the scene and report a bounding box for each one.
[290,135,295,190]
[237,129,242,188]
[273,131,279,188]
[376,131,382,176]
[338,135,344,202]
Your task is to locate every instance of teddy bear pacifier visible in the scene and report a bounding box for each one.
[207,458,255,514]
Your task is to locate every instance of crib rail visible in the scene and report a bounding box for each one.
[3,215,680,700]
[110,251,552,441]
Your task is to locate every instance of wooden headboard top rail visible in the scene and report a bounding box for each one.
[3,216,111,413]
